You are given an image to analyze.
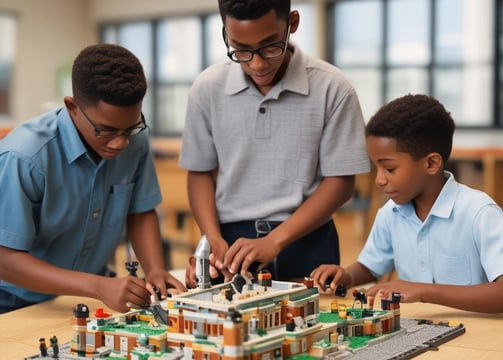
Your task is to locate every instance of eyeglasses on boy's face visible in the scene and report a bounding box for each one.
[78,105,147,138]
[222,24,291,63]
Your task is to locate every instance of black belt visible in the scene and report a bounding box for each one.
[223,219,283,236]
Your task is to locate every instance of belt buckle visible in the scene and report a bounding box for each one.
[255,219,272,237]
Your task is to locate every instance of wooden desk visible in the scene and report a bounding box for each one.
[448,147,503,208]
[2,292,502,360]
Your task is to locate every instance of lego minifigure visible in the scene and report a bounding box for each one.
[125,260,139,277]
[39,337,48,357]
[50,335,59,358]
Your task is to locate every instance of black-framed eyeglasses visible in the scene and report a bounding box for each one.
[78,105,147,138]
[223,24,291,63]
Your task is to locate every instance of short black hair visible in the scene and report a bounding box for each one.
[71,43,147,107]
[218,0,291,22]
[365,94,455,163]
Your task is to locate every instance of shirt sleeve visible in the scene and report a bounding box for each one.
[357,205,396,278]
[127,134,163,214]
[474,203,503,282]
[0,152,43,249]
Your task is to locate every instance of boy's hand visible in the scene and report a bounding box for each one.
[144,267,186,300]
[208,237,230,272]
[97,276,153,313]
[366,280,427,303]
[223,235,280,277]
[310,264,347,293]
[185,253,232,289]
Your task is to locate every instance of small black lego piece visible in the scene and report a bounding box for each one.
[231,274,247,293]
[335,284,347,297]
[125,260,139,277]
[352,288,368,308]
[324,276,347,297]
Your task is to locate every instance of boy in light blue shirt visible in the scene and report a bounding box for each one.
[0,44,185,313]
[311,94,503,313]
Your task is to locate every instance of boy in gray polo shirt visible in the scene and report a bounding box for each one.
[180,0,369,286]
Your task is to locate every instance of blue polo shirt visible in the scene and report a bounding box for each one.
[0,107,161,304]
[359,172,503,285]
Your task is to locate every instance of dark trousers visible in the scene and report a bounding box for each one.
[220,218,340,281]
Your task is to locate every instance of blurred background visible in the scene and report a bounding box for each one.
[1,0,502,269]
[0,0,502,144]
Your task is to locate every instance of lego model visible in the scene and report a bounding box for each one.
[27,237,465,360]
[60,277,402,359]
[27,277,465,360]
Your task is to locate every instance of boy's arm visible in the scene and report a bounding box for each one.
[224,175,355,276]
[126,210,186,295]
[0,245,152,313]
[186,170,230,271]
[366,276,503,313]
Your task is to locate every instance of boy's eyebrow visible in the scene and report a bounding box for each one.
[99,120,143,131]
[374,157,399,164]
[230,33,280,48]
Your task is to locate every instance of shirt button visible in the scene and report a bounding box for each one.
[92,209,100,218]
[259,107,266,114]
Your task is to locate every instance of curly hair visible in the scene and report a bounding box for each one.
[365,94,455,163]
[218,0,291,22]
[71,43,147,107]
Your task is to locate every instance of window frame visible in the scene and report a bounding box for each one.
[328,0,502,129]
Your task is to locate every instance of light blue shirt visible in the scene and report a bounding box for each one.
[358,172,503,285]
[0,108,161,304]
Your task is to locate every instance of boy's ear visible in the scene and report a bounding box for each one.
[425,152,443,175]
[289,10,300,34]
[63,96,78,116]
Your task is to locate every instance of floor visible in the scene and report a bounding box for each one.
[112,210,369,279]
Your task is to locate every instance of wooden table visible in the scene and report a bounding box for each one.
[1,292,502,360]
[448,147,503,208]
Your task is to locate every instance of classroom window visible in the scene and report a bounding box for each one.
[0,13,16,117]
[329,0,498,128]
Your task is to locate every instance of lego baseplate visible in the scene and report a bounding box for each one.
[326,318,465,360]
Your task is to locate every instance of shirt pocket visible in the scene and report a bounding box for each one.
[103,183,135,227]
[434,254,471,285]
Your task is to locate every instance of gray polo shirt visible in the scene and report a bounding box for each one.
[180,44,370,223]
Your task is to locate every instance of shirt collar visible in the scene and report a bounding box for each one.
[393,171,459,219]
[224,42,309,96]
[57,107,88,164]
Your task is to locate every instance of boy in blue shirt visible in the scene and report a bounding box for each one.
[311,94,503,313]
[0,44,185,313]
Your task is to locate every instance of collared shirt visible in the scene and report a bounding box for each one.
[0,108,161,303]
[180,43,370,223]
[358,172,503,284]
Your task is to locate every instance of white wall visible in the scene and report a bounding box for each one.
[89,0,218,21]
[0,0,94,124]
